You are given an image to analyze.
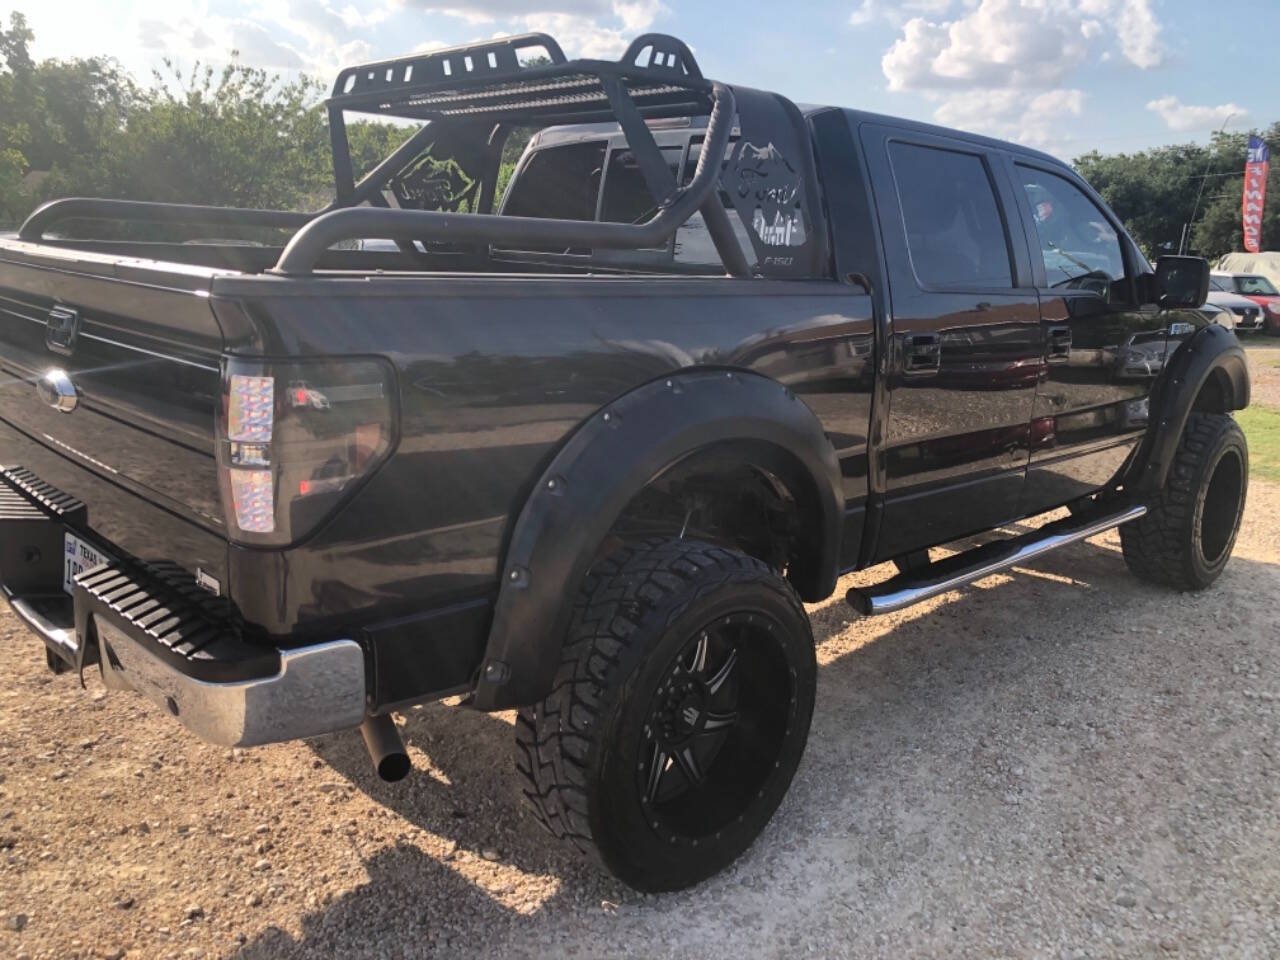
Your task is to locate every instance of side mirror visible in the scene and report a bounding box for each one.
[1153,255,1209,308]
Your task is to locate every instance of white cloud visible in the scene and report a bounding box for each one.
[516,12,631,58]
[882,0,1164,92]
[1097,0,1163,69]
[876,0,1165,152]
[228,20,306,68]
[391,0,665,57]
[933,87,1084,148]
[849,0,953,29]
[1145,96,1248,133]
[615,0,666,32]
[849,0,880,26]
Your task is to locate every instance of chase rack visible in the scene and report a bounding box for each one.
[18,33,827,280]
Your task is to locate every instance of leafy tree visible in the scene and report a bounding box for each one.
[0,17,418,230]
[0,12,138,225]
[1075,124,1280,261]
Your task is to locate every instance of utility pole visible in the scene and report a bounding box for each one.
[1181,112,1236,255]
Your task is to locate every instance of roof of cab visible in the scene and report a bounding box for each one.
[528,102,1070,173]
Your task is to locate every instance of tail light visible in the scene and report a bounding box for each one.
[216,357,396,546]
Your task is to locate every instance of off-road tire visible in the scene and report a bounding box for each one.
[1120,412,1248,590]
[514,537,817,892]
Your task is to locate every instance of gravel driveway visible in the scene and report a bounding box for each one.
[2,486,1278,959]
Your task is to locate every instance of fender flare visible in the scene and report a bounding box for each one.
[1129,323,1250,495]
[471,369,843,710]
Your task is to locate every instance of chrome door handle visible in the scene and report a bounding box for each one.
[1046,325,1072,363]
[902,333,941,373]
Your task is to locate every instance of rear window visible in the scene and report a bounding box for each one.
[601,146,683,225]
[888,141,1013,289]
[502,141,606,222]
[1235,275,1278,296]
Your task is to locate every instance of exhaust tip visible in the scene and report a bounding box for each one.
[360,713,412,782]
[376,751,411,783]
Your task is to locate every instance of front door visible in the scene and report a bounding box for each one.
[861,126,1042,561]
[1006,161,1166,514]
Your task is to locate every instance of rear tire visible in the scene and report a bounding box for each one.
[1120,412,1248,590]
[514,538,816,892]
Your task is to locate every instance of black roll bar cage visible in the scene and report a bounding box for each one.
[16,33,769,278]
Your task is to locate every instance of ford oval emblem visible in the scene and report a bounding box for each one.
[37,368,78,413]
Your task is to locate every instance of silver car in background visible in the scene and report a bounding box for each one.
[1207,276,1266,332]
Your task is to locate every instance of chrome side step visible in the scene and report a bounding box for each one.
[846,503,1147,616]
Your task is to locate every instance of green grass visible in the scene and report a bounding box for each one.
[1237,404,1280,484]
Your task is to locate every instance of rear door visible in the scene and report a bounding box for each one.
[1004,160,1165,514]
[860,124,1041,560]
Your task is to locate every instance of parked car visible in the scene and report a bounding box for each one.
[1210,270,1280,334]
[0,31,1250,892]
[1207,276,1268,332]
[1216,251,1280,290]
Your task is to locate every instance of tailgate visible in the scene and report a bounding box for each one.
[0,241,227,577]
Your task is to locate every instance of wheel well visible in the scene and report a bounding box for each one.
[600,444,824,598]
[1191,367,1233,414]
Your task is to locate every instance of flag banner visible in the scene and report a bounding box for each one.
[1243,135,1269,254]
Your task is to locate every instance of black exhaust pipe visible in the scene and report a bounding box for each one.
[360,713,411,782]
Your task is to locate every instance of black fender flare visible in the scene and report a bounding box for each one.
[471,369,843,710]
[1128,323,1250,495]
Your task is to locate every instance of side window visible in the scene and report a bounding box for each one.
[1016,166,1126,294]
[888,141,1013,288]
[502,141,606,222]
[1209,276,1228,292]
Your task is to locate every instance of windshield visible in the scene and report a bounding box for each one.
[1235,275,1279,296]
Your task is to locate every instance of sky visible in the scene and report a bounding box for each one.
[7,0,1279,160]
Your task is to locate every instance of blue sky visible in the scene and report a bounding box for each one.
[9,0,1279,160]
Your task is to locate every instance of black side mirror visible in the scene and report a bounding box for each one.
[1153,255,1209,308]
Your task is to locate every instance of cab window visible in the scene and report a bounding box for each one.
[888,141,1014,289]
[1017,165,1125,295]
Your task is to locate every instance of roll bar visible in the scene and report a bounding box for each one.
[272,83,740,275]
[18,199,313,243]
[14,33,818,279]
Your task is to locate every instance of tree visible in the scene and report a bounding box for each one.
[1075,125,1280,261]
[0,18,417,231]
[0,12,139,225]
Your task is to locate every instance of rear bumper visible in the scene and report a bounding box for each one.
[0,465,368,746]
[95,618,366,747]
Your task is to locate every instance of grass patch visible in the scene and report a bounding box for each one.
[1237,404,1280,483]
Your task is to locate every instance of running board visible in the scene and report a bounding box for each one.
[846,503,1147,616]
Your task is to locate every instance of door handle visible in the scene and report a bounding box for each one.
[902,333,941,373]
[1046,325,1072,363]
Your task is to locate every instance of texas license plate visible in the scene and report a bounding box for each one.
[63,532,111,594]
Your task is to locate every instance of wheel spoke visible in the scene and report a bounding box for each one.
[645,742,669,802]
[706,647,738,695]
[689,632,709,674]
[674,746,704,786]
[700,709,738,733]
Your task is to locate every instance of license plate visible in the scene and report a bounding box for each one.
[63,532,111,594]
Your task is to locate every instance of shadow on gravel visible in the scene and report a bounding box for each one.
[228,530,1280,959]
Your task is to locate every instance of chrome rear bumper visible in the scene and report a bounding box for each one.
[97,619,367,747]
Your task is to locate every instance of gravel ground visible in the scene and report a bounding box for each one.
[2,476,1278,959]
[1244,337,1280,407]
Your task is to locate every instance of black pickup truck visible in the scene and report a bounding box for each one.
[0,33,1251,891]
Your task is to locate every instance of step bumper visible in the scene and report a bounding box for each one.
[0,465,367,746]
